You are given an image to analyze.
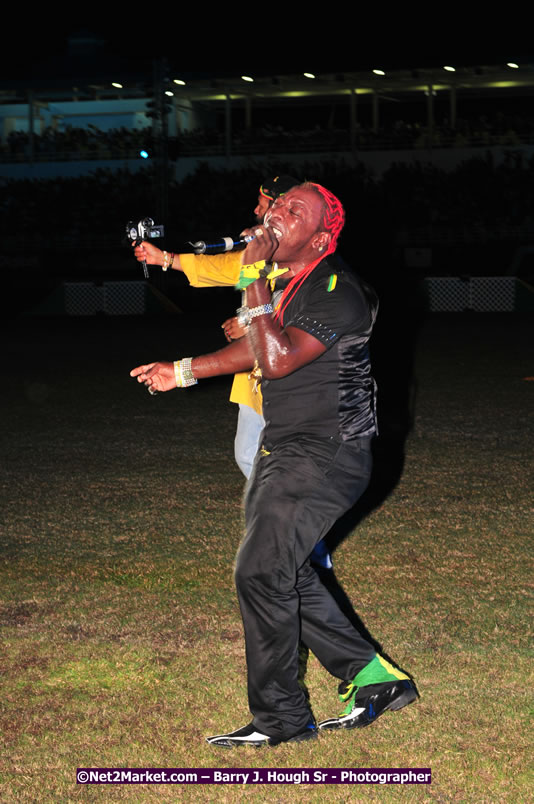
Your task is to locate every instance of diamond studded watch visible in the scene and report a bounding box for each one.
[236,303,274,328]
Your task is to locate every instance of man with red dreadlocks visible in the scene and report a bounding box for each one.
[131,182,418,746]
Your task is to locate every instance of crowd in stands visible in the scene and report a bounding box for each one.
[1,125,155,161]
[3,110,534,161]
[227,113,534,153]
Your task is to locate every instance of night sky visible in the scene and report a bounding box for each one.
[2,17,531,84]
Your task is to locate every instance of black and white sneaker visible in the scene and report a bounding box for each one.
[206,721,318,747]
[318,680,418,730]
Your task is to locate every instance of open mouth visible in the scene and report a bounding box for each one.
[265,217,283,239]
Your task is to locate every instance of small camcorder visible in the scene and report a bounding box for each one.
[126,217,165,278]
[126,217,164,246]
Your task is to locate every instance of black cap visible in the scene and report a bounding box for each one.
[259,174,299,201]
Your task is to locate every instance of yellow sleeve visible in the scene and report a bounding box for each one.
[229,372,263,415]
[179,252,263,414]
[179,252,242,288]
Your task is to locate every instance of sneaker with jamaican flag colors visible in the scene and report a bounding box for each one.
[318,654,418,730]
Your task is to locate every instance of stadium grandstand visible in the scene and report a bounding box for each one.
[1,36,534,314]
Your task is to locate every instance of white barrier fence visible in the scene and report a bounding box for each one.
[424,277,517,312]
[64,281,147,315]
[33,277,529,315]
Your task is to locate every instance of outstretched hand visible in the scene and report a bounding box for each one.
[130,361,176,393]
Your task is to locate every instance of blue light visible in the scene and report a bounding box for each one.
[140,150,149,159]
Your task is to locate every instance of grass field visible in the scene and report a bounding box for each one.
[1,312,533,802]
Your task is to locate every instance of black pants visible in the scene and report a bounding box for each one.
[235,436,376,741]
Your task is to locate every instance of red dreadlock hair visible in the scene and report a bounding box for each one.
[274,182,345,325]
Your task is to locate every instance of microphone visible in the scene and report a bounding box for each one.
[189,234,255,255]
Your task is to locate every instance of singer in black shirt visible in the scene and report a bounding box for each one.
[131,182,417,747]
